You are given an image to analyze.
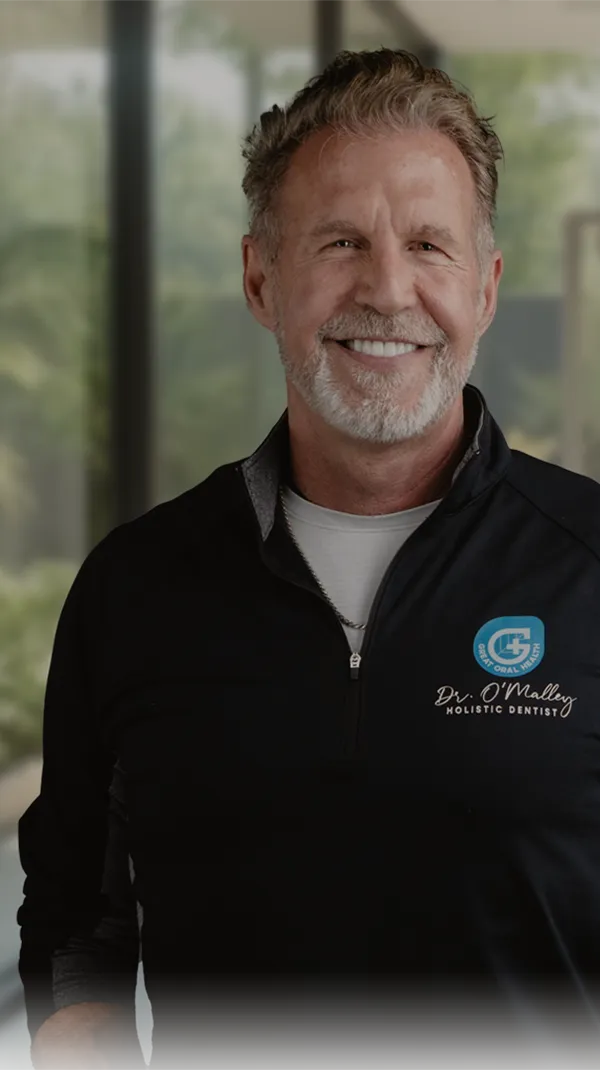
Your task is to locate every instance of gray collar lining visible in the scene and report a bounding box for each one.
[240,390,486,542]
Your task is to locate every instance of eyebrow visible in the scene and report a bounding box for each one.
[307,218,461,251]
[308,218,366,240]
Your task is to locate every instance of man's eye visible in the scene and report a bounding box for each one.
[327,238,444,252]
[330,239,441,253]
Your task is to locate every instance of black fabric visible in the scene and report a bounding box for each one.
[16,385,600,1052]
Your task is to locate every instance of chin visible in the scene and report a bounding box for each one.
[282,339,475,444]
[321,407,446,445]
[302,395,435,444]
[310,372,464,445]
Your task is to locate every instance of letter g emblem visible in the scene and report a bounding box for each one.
[487,627,531,665]
[474,616,545,677]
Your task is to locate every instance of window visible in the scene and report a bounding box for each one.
[0,0,108,1025]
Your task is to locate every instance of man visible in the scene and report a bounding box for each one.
[17,46,600,1069]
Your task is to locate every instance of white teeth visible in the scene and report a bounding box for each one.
[345,339,419,357]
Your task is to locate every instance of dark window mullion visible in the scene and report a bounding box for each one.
[107,0,154,532]
[316,0,344,72]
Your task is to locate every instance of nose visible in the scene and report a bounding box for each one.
[352,242,419,316]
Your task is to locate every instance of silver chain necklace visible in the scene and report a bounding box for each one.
[279,490,368,631]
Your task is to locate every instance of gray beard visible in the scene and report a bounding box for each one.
[275,335,479,445]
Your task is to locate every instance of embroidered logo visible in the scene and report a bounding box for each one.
[473,616,545,677]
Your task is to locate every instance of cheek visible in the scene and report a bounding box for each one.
[420,279,478,344]
[289,270,347,337]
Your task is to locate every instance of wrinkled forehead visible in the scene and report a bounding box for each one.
[278,126,478,241]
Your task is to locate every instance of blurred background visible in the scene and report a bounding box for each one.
[2,0,600,1062]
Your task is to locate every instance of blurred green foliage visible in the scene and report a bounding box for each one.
[0,561,76,771]
[448,52,600,457]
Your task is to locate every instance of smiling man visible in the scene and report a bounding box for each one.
[244,123,501,520]
[17,47,600,1070]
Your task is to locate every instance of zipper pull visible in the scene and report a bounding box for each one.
[349,652,361,680]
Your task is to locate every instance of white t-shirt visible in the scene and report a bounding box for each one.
[281,486,441,652]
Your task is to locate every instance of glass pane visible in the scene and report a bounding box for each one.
[0,0,108,1030]
[438,13,600,477]
[154,0,319,503]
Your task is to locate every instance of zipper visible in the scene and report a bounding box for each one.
[343,541,411,753]
[283,565,364,683]
[276,563,365,748]
[343,514,440,751]
[347,543,405,682]
[346,444,484,686]
[274,502,440,685]
[244,444,481,754]
[239,420,485,748]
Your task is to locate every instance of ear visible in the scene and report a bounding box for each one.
[241,235,277,332]
[476,250,503,338]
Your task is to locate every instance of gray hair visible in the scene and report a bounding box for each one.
[241,48,504,276]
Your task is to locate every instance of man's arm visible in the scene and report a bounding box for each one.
[29,1000,143,1069]
[16,552,143,1067]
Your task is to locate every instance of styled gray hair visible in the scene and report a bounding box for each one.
[241,48,504,274]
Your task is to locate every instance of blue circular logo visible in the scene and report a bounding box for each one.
[473,616,545,677]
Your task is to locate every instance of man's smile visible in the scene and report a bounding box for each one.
[326,337,432,367]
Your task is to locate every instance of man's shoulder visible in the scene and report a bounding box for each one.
[506,449,600,560]
[82,459,244,579]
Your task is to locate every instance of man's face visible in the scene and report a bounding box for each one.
[243,126,503,444]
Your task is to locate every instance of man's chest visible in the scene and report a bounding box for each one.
[100,539,600,835]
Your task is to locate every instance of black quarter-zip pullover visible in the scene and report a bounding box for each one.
[17,385,600,1059]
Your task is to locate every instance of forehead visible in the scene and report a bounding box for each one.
[279,126,477,238]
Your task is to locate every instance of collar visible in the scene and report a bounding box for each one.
[239,384,511,541]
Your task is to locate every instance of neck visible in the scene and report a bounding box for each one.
[286,393,467,515]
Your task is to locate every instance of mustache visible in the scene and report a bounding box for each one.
[322,324,446,346]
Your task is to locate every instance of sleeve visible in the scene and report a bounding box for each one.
[16,551,141,1043]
